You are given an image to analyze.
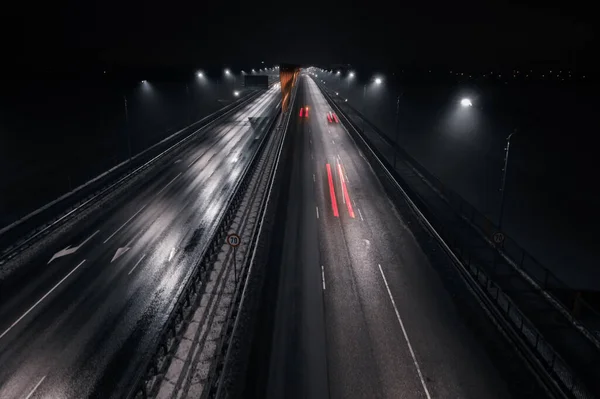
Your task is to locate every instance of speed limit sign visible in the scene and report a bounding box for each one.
[226,233,241,247]
[493,232,505,244]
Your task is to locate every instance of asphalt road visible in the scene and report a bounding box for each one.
[260,74,513,398]
[0,85,280,399]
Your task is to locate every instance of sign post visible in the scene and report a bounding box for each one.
[226,233,241,285]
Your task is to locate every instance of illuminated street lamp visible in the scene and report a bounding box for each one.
[457,97,516,230]
[362,76,384,132]
[224,68,231,75]
[196,71,204,78]
[233,90,240,97]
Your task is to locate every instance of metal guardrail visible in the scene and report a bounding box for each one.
[317,80,596,399]
[126,95,283,399]
[0,90,265,265]
[210,80,298,399]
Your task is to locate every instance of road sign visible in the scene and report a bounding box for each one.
[227,233,241,247]
[493,232,505,244]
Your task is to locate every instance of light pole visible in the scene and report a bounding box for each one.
[123,94,131,161]
[362,77,383,132]
[393,93,402,168]
[498,129,517,230]
[348,71,355,90]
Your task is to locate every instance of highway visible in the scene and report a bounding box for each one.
[253,74,513,398]
[0,85,280,398]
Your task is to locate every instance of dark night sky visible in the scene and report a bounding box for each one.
[1,0,595,75]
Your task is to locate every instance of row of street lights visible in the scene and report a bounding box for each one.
[312,66,517,231]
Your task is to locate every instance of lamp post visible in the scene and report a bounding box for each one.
[362,77,383,132]
[498,129,518,230]
[123,94,131,161]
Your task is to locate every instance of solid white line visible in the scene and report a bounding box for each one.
[316,206,319,219]
[103,205,147,244]
[321,265,326,290]
[129,254,146,275]
[25,376,46,399]
[156,172,182,195]
[189,156,200,167]
[358,208,364,221]
[378,264,432,399]
[0,260,86,341]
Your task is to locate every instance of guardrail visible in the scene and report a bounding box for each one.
[0,89,265,265]
[126,95,283,399]
[210,80,298,399]
[316,79,597,399]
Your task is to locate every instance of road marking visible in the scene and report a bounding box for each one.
[129,254,146,275]
[168,248,175,262]
[326,164,339,217]
[189,155,202,167]
[316,206,319,219]
[313,174,316,182]
[321,265,326,290]
[311,153,314,160]
[174,159,182,164]
[338,163,355,218]
[104,205,147,244]
[47,230,99,264]
[25,376,46,399]
[0,260,86,341]
[378,264,432,399]
[358,208,364,221]
[111,246,131,263]
[156,172,182,195]
[332,139,335,145]
[310,139,312,144]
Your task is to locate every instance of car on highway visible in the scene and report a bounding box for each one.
[299,106,309,117]
[327,111,339,123]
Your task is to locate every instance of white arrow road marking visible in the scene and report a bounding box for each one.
[111,246,131,263]
[0,260,86,341]
[48,230,99,264]
[168,248,175,262]
[174,159,182,164]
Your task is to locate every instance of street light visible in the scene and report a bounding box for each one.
[348,71,355,89]
[233,90,240,97]
[456,97,516,230]
[196,71,204,78]
[224,68,231,75]
[362,76,384,132]
[498,129,518,230]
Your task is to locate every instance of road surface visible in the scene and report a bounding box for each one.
[256,74,513,398]
[0,86,280,398]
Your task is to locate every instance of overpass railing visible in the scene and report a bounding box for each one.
[316,80,599,399]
